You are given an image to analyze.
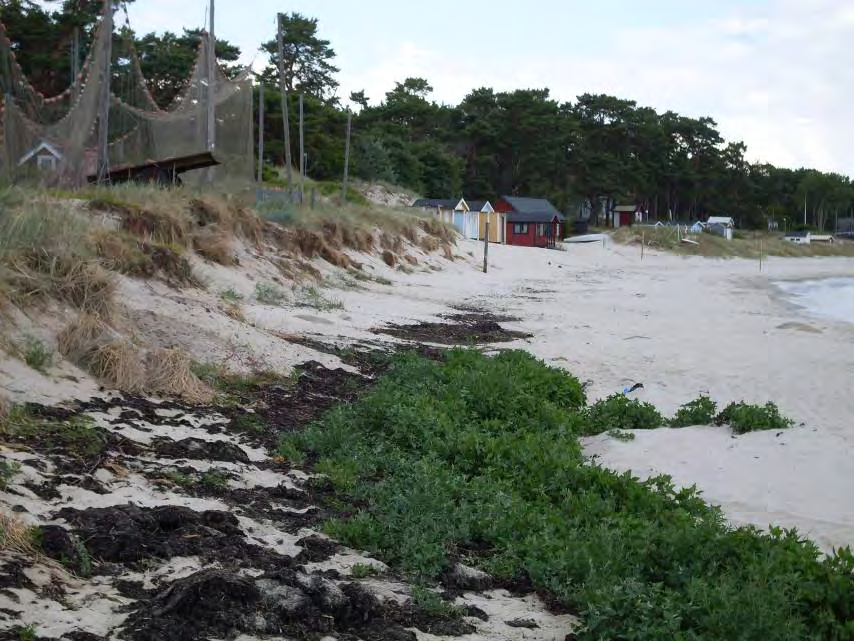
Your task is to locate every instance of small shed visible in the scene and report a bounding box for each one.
[784,231,811,245]
[18,141,63,173]
[469,200,504,243]
[411,198,470,232]
[836,218,854,238]
[706,216,735,241]
[611,205,639,228]
[495,196,565,248]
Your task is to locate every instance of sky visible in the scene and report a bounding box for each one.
[120,0,853,176]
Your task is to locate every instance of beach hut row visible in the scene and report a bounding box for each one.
[411,196,565,248]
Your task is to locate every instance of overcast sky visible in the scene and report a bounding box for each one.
[121,0,853,176]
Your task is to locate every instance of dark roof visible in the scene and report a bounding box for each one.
[785,231,809,238]
[506,211,565,223]
[87,151,220,185]
[411,198,460,209]
[501,196,563,218]
[468,200,487,211]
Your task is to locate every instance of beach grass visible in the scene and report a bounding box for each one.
[613,226,854,258]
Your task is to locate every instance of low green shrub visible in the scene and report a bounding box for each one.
[670,395,718,427]
[294,285,344,311]
[255,282,286,306]
[350,562,380,579]
[584,393,665,435]
[716,401,794,434]
[0,457,20,490]
[411,585,465,619]
[219,288,242,303]
[281,349,851,640]
[200,469,229,489]
[22,336,53,372]
[607,429,636,441]
[18,624,37,641]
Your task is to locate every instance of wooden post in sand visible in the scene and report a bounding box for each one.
[342,109,352,203]
[759,238,763,272]
[483,220,490,274]
[641,232,645,260]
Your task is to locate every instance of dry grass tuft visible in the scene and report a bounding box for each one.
[442,243,455,261]
[403,254,419,266]
[89,340,146,393]
[145,348,213,403]
[221,301,245,322]
[319,244,352,269]
[0,512,38,556]
[189,197,263,243]
[90,229,153,277]
[401,224,420,245]
[0,394,8,423]
[295,260,323,280]
[140,243,198,287]
[192,225,237,266]
[99,200,190,246]
[382,250,397,267]
[57,313,112,364]
[8,253,117,319]
[293,228,326,258]
[59,316,144,392]
[380,232,404,254]
[419,235,440,253]
[419,218,457,245]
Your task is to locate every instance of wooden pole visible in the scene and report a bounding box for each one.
[299,92,305,205]
[207,0,216,146]
[257,82,264,183]
[759,237,763,272]
[96,3,114,184]
[276,14,294,196]
[483,220,490,273]
[641,232,645,260]
[342,109,352,202]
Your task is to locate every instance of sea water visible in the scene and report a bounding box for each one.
[776,277,854,324]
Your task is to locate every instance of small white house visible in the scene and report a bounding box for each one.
[706,216,734,241]
[784,231,811,245]
[18,140,63,173]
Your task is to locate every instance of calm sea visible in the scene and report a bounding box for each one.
[776,277,854,324]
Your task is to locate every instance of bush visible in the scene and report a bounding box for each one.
[670,395,717,427]
[294,285,343,311]
[255,282,286,306]
[22,336,52,372]
[716,401,794,434]
[0,457,20,490]
[583,394,665,435]
[281,349,851,640]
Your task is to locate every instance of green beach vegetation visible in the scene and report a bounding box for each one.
[282,349,853,640]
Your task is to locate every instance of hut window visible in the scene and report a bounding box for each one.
[513,223,529,234]
[37,155,57,172]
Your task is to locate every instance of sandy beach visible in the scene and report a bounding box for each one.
[5,237,852,551]
[3,232,854,638]
[231,239,854,551]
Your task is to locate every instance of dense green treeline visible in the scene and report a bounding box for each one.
[2,2,851,228]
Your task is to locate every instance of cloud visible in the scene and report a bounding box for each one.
[344,0,854,176]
